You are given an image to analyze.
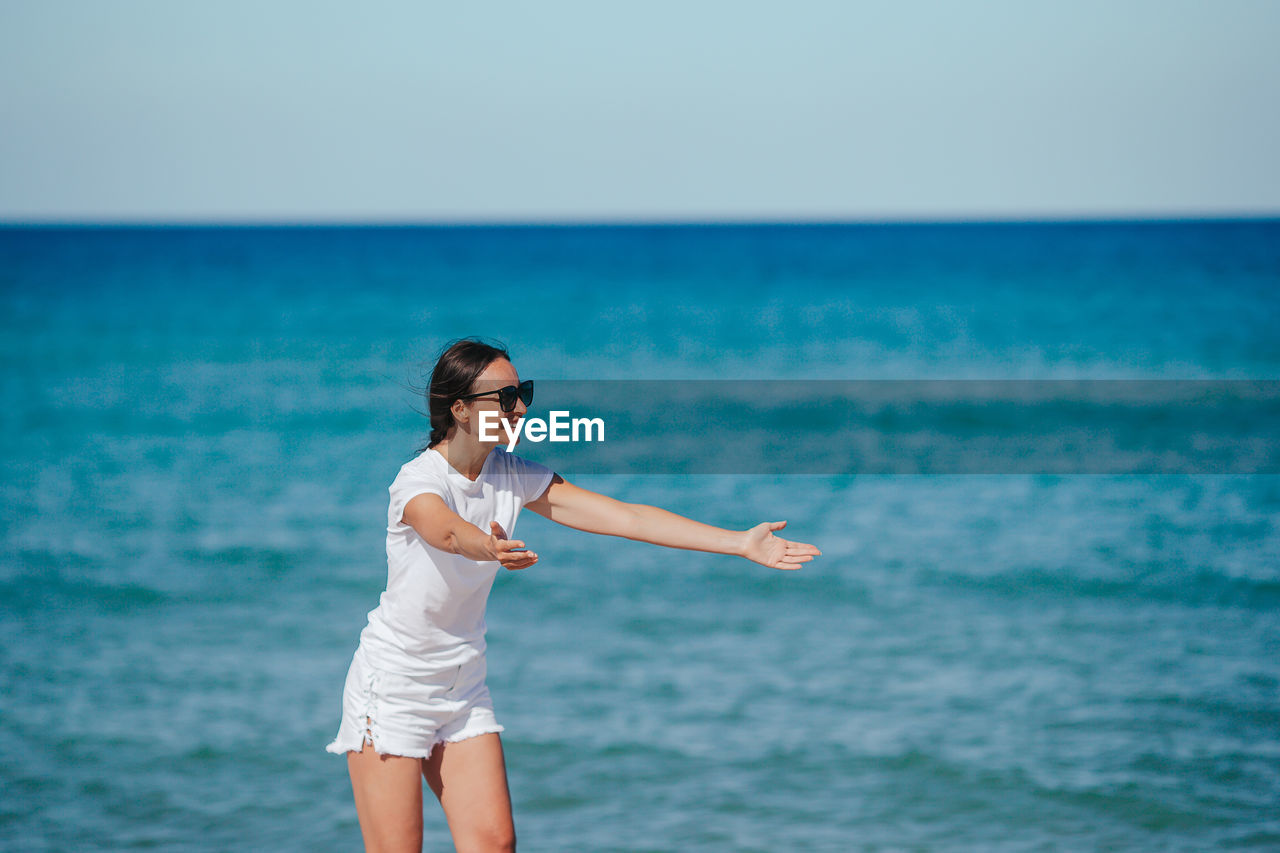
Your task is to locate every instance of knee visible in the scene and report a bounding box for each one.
[457,828,515,853]
[488,829,517,853]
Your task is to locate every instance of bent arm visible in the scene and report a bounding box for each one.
[401,493,538,570]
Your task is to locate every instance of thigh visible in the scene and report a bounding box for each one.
[347,721,426,853]
[423,733,516,852]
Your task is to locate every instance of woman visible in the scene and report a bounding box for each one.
[325,339,821,852]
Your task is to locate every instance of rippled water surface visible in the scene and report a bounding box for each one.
[2,223,1278,851]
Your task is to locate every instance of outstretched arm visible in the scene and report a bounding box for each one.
[524,474,820,570]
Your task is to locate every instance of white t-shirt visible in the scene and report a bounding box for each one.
[355,446,555,676]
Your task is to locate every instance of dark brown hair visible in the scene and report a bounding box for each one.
[424,338,512,448]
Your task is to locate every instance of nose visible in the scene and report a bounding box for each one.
[510,397,528,418]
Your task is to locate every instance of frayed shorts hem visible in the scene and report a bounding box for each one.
[324,721,505,759]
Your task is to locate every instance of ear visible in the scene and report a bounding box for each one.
[451,399,468,423]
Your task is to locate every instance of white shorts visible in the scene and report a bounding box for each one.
[324,646,504,759]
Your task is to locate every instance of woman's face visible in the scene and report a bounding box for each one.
[458,358,527,445]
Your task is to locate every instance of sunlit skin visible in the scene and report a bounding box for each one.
[347,357,821,852]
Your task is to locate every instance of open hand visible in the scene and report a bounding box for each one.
[742,520,820,570]
[487,521,539,570]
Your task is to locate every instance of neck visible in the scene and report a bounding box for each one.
[431,437,493,481]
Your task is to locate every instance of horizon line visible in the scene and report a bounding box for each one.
[3,212,1280,229]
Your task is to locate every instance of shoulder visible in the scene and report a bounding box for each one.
[389,450,451,497]
[488,447,555,501]
[386,450,455,523]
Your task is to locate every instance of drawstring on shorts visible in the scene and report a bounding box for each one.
[362,669,380,748]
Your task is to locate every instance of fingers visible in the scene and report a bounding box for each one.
[492,524,536,569]
[771,553,813,570]
[496,540,534,565]
[768,520,787,531]
[488,520,537,569]
[502,554,538,571]
[769,534,821,570]
[783,540,822,556]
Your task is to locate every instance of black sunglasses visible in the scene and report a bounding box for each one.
[455,379,534,413]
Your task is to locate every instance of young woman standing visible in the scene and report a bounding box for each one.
[325,339,821,852]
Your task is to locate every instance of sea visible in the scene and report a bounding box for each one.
[1,221,1278,851]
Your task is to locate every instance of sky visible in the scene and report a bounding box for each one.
[1,0,1278,223]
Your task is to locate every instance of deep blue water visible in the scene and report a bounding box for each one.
[2,222,1278,851]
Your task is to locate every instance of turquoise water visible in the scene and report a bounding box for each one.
[2,222,1279,850]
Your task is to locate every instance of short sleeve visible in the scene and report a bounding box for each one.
[500,450,556,504]
[388,472,451,528]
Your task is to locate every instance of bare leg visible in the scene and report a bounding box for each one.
[346,718,426,853]
[423,732,516,853]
